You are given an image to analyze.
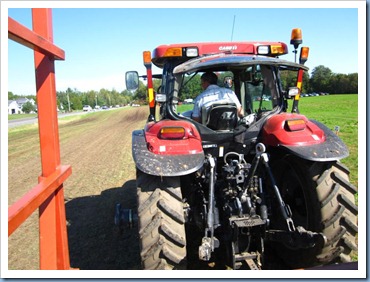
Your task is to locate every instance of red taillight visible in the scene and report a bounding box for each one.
[286,119,306,131]
[158,127,185,140]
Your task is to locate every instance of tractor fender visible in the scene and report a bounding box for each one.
[132,124,205,177]
[264,117,349,161]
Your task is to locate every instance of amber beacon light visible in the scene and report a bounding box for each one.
[290,28,303,63]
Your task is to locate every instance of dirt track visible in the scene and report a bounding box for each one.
[8,107,147,270]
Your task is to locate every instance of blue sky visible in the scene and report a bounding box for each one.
[3,1,365,95]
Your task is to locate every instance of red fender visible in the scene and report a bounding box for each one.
[262,113,325,146]
[145,120,203,155]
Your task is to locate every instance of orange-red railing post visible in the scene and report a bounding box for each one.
[8,8,73,270]
[32,8,69,270]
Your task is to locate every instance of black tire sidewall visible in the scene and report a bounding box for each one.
[268,154,329,268]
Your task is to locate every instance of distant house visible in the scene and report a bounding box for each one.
[16,97,36,113]
[8,100,20,114]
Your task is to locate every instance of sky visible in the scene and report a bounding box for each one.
[2,1,365,96]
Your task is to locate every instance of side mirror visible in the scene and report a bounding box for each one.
[223,76,233,88]
[125,71,139,91]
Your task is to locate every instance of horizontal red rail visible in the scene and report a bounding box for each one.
[8,16,65,60]
[8,165,72,236]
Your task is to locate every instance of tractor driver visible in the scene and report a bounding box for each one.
[191,72,244,123]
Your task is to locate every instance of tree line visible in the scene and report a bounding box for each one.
[280,65,358,95]
[56,88,134,111]
[9,65,357,113]
[9,88,135,113]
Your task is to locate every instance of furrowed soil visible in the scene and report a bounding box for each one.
[8,107,147,270]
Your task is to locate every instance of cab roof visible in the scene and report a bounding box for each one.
[173,53,309,74]
[151,41,289,68]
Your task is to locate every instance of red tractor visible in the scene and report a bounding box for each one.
[125,29,357,270]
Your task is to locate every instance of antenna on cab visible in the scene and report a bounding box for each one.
[230,15,236,41]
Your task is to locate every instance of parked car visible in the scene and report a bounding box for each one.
[183,98,194,104]
[83,105,92,111]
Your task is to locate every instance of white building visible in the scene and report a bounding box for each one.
[8,100,20,114]
[16,97,36,112]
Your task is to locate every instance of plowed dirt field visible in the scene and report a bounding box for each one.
[8,107,147,270]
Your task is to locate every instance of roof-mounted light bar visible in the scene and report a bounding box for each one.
[162,47,198,58]
[164,47,182,57]
[257,43,288,56]
[186,47,198,57]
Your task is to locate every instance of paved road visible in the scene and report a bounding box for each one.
[8,111,90,128]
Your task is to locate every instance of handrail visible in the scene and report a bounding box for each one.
[8,8,73,270]
[8,16,65,60]
[8,165,71,236]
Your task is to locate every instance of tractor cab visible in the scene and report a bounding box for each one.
[171,54,307,123]
[126,37,308,136]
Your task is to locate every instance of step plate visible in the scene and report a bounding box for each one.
[230,216,265,228]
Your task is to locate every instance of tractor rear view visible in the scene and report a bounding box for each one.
[125,28,358,270]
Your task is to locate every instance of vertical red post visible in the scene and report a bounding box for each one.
[143,51,155,121]
[32,8,71,270]
[292,69,303,113]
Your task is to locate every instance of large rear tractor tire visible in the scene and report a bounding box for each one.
[270,155,358,269]
[136,170,187,270]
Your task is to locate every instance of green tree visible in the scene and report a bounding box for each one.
[278,70,310,93]
[89,90,99,107]
[330,73,348,94]
[310,65,333,92]
[8,91,16,100]
[153,79,162,93]
[133,81,149,102]
[70,94,82,110]
[347,73,358,94]
[279,70,298,89]
[22,101,36,114]
[180,74,202,100]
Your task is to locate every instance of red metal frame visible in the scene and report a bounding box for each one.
[8,8,73,270]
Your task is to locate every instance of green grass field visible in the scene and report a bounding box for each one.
[8,113,37,120]
[299,94,358,188]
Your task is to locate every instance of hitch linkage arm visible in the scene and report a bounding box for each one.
[260,151,296,232]
[198,155,220,261]
[241,143,295,232]
[248,143,327,249]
